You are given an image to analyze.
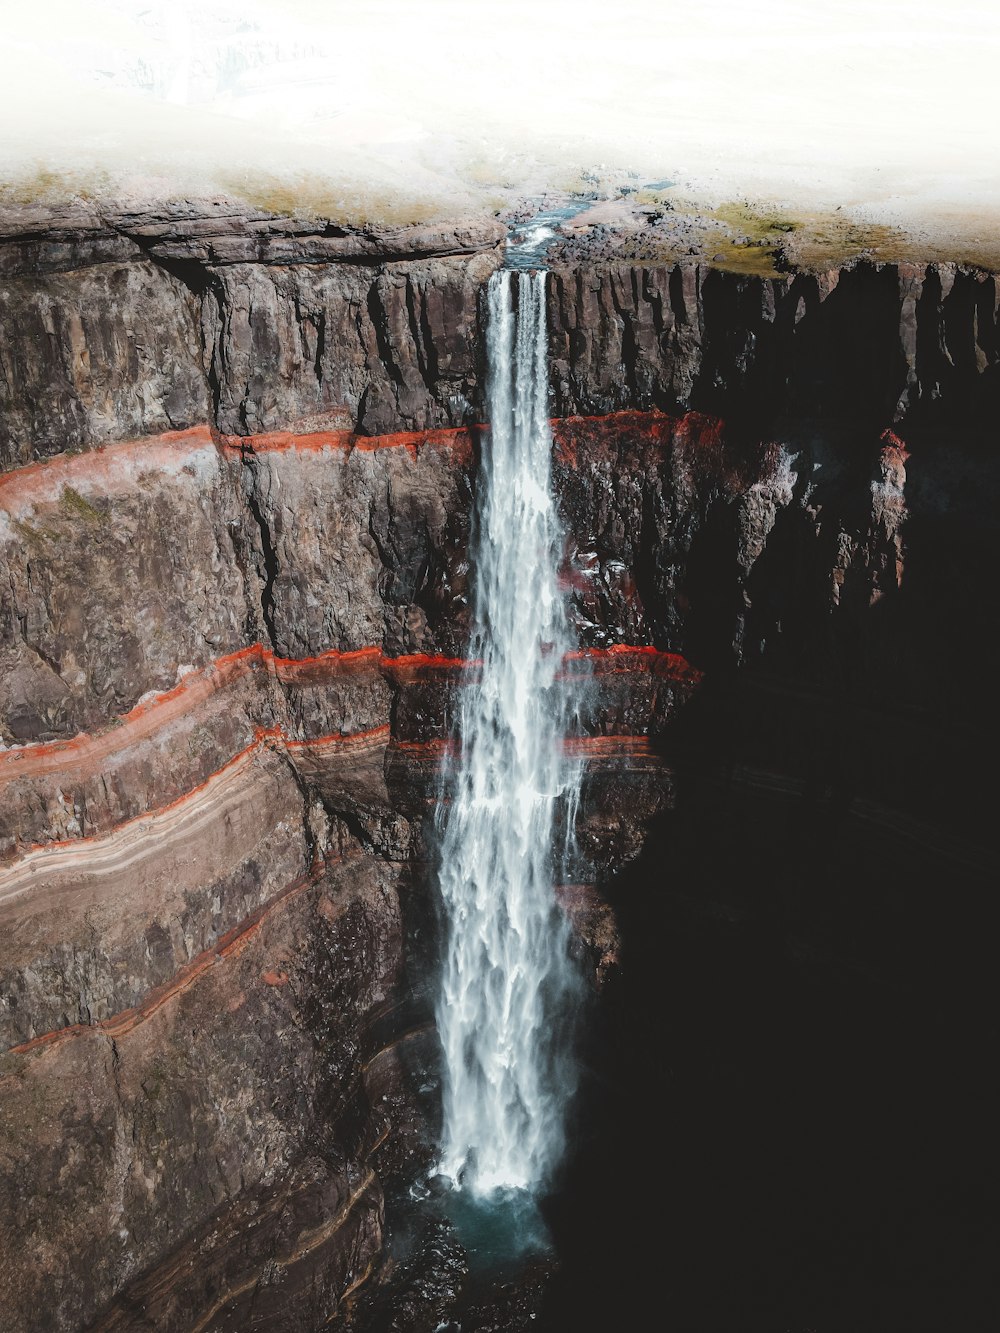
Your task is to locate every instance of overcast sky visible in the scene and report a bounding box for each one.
[2,0,997,226]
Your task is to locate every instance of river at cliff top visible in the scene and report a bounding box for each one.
[503,198,595,269]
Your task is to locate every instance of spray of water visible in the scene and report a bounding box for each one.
[435,268,582,1198]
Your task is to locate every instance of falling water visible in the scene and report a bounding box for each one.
[435,267,582,1199]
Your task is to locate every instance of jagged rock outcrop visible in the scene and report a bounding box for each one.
[548,260,1000,428]
[0,261,209,464]
[0,430,250,738]
[203,256,494,437]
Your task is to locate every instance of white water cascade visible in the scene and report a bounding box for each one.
[435,267,583,1199]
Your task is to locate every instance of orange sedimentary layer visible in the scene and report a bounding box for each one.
[217,410,725,465]
[0,410,747,516]
[216,425,477,461]
[3,721,668,875]
[0,650,256,786]
[551,409,727,467]
[283,725,390,757]
[0,423,470,514]
[182,1168,380,1333]
[271,644,471,686]
[0,724,387,876]
[563,644,703,684]
[0,644,460,788]
[5,852,342,1058]
[0,642,696,790]
[0,422,474,520]
[563,735,659,760]
[0,426,217,516]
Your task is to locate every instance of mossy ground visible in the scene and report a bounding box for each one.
[0,163,114,207]
[215,171,448,227]
[4,168,1000,273]
[707,199,1000,273]
[555,192,1000,276]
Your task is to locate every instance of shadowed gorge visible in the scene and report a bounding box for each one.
[0,199,997,1332]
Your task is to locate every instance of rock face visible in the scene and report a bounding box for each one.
[548,260,1000,427]
[0,206,502,469]
[1,203,997,1331]
[2,851,397,1333]
[0,260,209,463]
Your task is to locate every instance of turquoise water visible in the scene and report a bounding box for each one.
[438,1185,552,1273]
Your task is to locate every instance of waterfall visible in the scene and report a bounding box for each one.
[435,267,582,1199]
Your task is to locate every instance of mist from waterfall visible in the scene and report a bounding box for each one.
[435,267,582,1199]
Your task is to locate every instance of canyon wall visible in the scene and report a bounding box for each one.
[1,203,997,1330]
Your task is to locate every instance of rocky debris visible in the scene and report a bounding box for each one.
[343,1207,556,1333]
[550,198,722,268]
[346,1214,468,1333]
[457,1258,556,1333]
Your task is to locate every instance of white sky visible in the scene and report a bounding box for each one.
[1,0,998,226]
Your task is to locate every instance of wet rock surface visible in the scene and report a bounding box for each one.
[343,1204,557,1333]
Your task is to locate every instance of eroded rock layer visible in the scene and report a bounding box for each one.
[2,848,400,1333]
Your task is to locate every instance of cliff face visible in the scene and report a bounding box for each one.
[549,260,1000,425]
[0,206,501,470]
[1,204,996,1331]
